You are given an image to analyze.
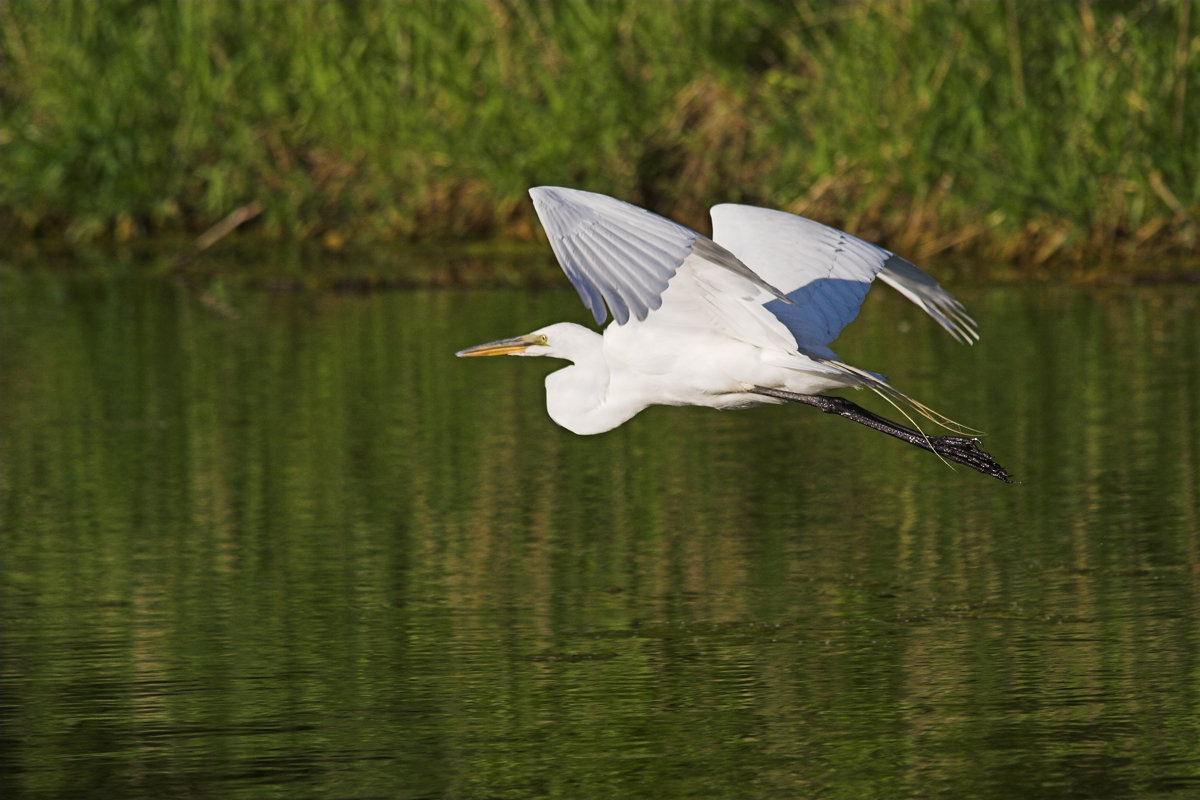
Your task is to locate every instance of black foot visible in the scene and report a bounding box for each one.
[752,386,1013,483]
[928,435,1012,483]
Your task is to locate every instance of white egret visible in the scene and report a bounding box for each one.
[458,187,1010,482]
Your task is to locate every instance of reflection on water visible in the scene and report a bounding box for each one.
[1,272,1197,799]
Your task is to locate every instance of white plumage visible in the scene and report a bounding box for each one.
[458,186,1008,481]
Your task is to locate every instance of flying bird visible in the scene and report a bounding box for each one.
[458,187,1010,482]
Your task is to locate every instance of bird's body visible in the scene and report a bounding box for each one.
[540,321,854,435]
[458,187,1010,481]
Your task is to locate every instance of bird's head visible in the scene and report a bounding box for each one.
[455,322,596,361]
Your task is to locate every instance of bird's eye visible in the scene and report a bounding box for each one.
[537,334,549,345]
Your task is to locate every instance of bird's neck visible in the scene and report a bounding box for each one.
[544,342,643,435]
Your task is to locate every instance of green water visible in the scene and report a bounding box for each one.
[2,270,1198,799]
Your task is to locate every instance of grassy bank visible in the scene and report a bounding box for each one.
[2,1,1197,271]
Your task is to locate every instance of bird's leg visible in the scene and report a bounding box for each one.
[752,386,1012,483]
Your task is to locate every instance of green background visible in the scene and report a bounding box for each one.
[3,1,1197,268]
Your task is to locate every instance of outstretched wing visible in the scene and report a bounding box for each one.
[530,186,789,325]
[875,257,977,344]
[710,204,977,347]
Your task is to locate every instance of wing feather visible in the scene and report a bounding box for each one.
[563,233,632,324]
[877,256,978,343]
[580,226,664,316]
[553,234,607,322]
[530,186,787,326]
[711,204,977,347]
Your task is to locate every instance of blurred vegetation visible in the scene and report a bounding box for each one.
[2,1,1197,271]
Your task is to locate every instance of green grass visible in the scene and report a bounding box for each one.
[2,1,1197,270]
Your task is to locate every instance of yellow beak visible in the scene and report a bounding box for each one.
[455,335,533,357]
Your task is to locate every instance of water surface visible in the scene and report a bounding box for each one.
[2,269,1197,799]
